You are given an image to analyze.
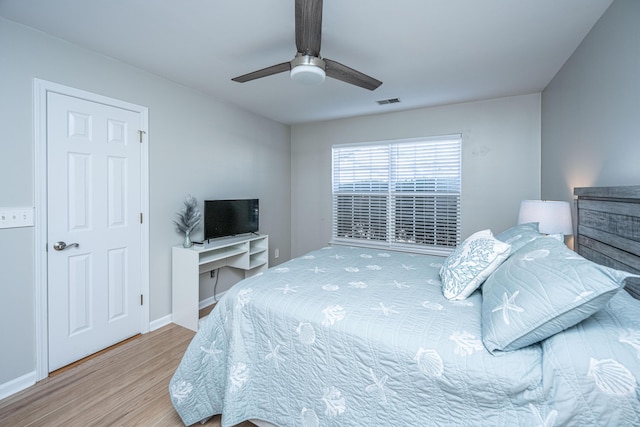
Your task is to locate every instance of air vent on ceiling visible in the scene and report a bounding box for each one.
[377,98,401,105]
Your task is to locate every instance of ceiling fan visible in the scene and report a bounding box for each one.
[231,0,382,91]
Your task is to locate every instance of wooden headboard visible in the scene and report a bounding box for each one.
[574,185,640,299]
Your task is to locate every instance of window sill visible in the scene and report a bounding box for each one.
[329,239,452,257]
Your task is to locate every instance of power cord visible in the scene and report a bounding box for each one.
[212,268,220,303]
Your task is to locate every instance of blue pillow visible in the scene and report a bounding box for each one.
[481,237,635,353]
[495,222,542,252]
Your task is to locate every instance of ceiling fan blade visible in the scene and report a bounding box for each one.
[295,0,322,56]
[232,62,291,83]
[324,58,382,91]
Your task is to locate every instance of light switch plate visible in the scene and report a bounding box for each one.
[0,207,35,229]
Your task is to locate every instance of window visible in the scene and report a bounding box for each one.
[332,135,461,254]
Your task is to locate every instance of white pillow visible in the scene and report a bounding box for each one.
[440,229,511,300]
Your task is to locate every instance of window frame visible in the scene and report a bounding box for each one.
[331,135,462,256]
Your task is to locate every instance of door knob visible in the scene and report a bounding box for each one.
[53,241,79,251]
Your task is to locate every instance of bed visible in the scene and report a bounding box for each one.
[170,186,640,426]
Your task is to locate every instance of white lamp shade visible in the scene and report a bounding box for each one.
[290,64,326,85]
[517,200,573,235]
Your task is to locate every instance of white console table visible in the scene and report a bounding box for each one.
[172,234,268,331]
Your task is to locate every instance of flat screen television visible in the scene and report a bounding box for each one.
[204,199,259,240]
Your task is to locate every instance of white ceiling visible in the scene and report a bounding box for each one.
[0,0,613,125]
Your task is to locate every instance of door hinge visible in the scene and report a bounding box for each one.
[140,212,143,224]
[140,294,144,305]
[138,130,146,143]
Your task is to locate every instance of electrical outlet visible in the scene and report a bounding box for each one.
[0,207,34,229]
[274,248,280,259]
[210,270,216,278]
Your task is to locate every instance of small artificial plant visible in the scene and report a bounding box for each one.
[174,195,201,246]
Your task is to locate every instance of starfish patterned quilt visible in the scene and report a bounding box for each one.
[170,246,640,426]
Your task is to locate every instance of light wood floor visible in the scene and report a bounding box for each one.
[0,322,254,427]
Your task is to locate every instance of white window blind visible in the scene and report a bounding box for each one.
[332,135,461,253]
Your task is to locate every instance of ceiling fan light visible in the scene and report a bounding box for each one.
[290,64,326,85]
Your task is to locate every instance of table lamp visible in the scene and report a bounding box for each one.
[517,200,573,235]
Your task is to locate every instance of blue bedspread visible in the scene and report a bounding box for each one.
[170,246,640,426]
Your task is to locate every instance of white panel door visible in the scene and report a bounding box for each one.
[47,92,143,371]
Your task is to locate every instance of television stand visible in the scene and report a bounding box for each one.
[171,234,268,331]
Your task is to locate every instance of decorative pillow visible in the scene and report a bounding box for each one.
[440,229,512,300]
[481,237,635,353]
[495,222,543,252]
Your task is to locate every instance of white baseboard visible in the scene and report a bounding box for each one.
[149,314,173,331]
[0,371,36,401]
[199,291,226,310]
[150,293,225,332]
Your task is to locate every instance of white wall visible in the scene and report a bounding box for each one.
[290,94,541,256]
[541,0,640,202]
[0,18,291,387]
